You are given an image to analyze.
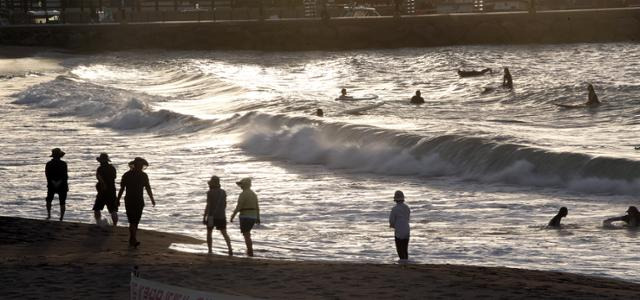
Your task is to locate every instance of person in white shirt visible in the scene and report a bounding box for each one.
[389,190,410,261]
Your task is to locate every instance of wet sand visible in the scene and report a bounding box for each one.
[1,216,639,299]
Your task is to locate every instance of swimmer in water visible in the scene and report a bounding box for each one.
[585,84,600,107]
[338,88,353,100]
[502,67,513,90]
[316,108,324,117]
[548,207,568,228]
[410,90,425,104]
[603,206,640,228]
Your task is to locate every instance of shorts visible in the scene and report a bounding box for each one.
[125,206,143,225]
[46,189,67,205]
[92,190,118,213]
[239,217,256,233]
[207,218,227,230]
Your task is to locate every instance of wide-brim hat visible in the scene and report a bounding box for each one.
[129,157,149,167]
[236,177,252,187]
[50,148,65,158]
[96,153,110,162]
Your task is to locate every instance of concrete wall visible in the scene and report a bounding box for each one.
[0,8,639,51]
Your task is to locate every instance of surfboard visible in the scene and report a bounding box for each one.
[335,94,379,101]
[554,103,587,109]
[343,101,385,115]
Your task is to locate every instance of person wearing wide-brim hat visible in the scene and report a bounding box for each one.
[45,148,68,221]
[230,177,260,257]
[604,206,640,228]
[92,153,118,226]
[117,157,155,248]
[389,190,411,262]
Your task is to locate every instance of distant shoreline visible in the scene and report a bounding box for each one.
[0,8,639,51]
[2,215,640,299]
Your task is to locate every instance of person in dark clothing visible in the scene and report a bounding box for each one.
[603,206,640,228]
[203,175,233,256]
[45,148,68,221]
[117,157,155,248]
[410,90,425,104]
[548,207,568,228]
[93,153,118,226]
[502,67,513,90]
[585,84,600,107]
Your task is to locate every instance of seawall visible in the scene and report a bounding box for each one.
[0,8,639,51]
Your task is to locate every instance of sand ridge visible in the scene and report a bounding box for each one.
[1,216,639,299]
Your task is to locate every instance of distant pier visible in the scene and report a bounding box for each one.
[0,8,639,51]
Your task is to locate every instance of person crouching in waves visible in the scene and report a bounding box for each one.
[230,177,260,257]
[389,190,410,262]
[203,175,233,256]
[603,206,640,228]
[117,157,155,248]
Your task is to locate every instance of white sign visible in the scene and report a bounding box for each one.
[130,274,253,300]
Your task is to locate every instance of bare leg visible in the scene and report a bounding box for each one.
[46,202,52,220]
[243,232,253,257]
[110,212,118,226]
[206,227,213,254]
[94,210,101,224]
[221,229,233,256]
[129,223,139,247]
[59,204,65,222]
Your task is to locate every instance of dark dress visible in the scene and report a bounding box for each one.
[120,170,150,224]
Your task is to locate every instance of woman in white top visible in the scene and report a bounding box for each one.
[389,190,410,261]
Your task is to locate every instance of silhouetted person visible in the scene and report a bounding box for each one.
[338,88,353,100]
[117,157,155,248]
[604,206,640,228]
[457,68,491,77]
[389,190,410,261]
[93,153,118,226]
[230,177,260,257]
[548,207,568,228]
[203,175,233,256]
[502,67,513,90]
[45,148,68,221]
[316,108,324,117]
[410,90,425,104]
[585,84,600,107]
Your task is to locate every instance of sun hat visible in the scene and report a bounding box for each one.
[50,148,65,158]
[394,190,405,202]
[129,157,149,168]
[236,177,252,187]
[96,153,110,162]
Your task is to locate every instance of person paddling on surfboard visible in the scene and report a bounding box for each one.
[585,84,600,107]
[603,206,640,228]
[338,88,353,100]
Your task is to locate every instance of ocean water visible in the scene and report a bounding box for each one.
[1,44,640,282]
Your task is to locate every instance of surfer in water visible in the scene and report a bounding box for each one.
[502,67,513,90]
[316,108,324,117]
[585,84,600,107]
[457,68,492,77]
[603,206,640,228]
[338,88,353,100]
[410,90,425,104]
[548,207,568,228]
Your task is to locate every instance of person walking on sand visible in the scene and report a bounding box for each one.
[93,153,118,226]
[203,175,233,256]
[45,148,68,221]
[603,206,640,228]
[548,207,568,228]
[389,190,410,262]
[117,157,155,248]
[230,177,260,257]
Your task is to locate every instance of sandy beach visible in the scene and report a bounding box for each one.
[1,216,639,299]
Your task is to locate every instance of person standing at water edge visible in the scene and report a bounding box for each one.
[410,90,425,104]
[230,177,260,257]
[45,148,68,221]
[117,157,155,248]
[203,175,233,256]
[93,153,118,226]
[548,207,568,228]
[389,190,410,261]
[603,206,640,228]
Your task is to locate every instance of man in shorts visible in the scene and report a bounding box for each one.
[203,175,232,256]
[230,177,260,257]
[45,148,68,221]
[117,157,155,248]
[93,153,118,226]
